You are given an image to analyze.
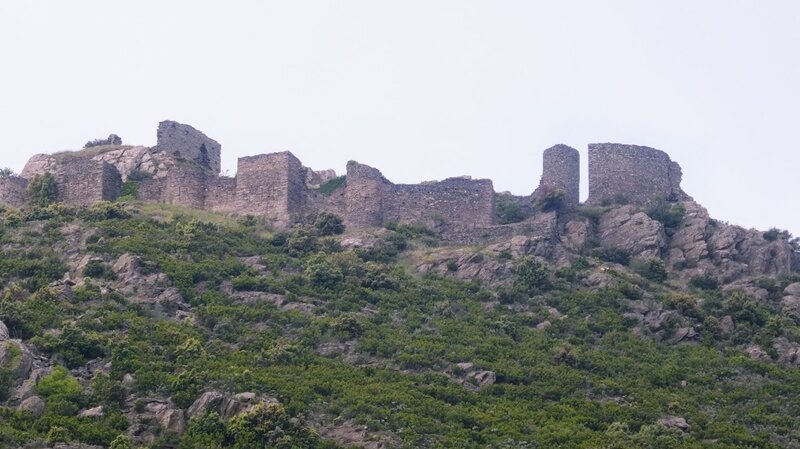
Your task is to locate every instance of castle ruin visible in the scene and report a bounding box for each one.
[1,120,691,235]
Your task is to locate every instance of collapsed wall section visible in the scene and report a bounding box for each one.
[384,178,496,229]
[235,152,306,227]
[588,143,687,205]
[0,176,29,208]
[156,120,222,174]
[56,159,121,206]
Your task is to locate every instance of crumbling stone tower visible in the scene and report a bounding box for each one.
[345,161,389,228]
[537,144,580,206]
[56,159,122,206]
[235,152,306,228]
[587,143,687,205]
[156,120,221,174]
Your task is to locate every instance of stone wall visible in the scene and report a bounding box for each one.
[384,178,496,230]
[587,143,687,205]
[206,177,238,214]
[234,152,306,228]
[536,144,580,206]
[136,178,166,202]
[156,121,221,174]
[162,162,208,209]
[56,159,121,206]
[344,162,390,228]
[0,176,29,208]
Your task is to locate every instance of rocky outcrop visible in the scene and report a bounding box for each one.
[658,416,690,432]
[17,395,45,417]
[597,206,665,259]
[668,201,710,266]
[187,391,274,421]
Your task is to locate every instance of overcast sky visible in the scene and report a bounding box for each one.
[1,1,798,235]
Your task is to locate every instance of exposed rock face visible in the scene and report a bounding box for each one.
[0,176,29,208]
[17,395,45,417]
[20,153,59,179]
[187,391,275,420]
[597,206,665,258]
[0,320,8,340]
[145,400,187,435]
[0,340,33,387]
[658,416,690,432]
[156,120,221,174]
[305,167,337,188]
[78,406,105,419]
[92,146,174,180]
[668,201,710,266]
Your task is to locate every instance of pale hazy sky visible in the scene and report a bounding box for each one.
[1,1,798,235]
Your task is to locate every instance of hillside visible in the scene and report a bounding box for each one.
[1,198,799,449]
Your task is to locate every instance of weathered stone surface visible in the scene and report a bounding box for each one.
[588,143,688,205]
[17,395,45,417]
[561,219,589,252]
[0,340,33,386]
[785,283,800,297]
[534,144,580,206]
[305,167,337,188]
[744,345,770,361]
[773,338,800,367]
[0,320,8,340]
[597,206,665,258]
[156,120,221,174]
[720,315,734,335]
[658,416,690,432]
[78,405,105,419]
[20,153,59,179]
[668,201,710,266]
[188,390,274,420]
[146,401,187,434]
[0,176,29,207]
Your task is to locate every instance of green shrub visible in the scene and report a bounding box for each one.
[496,198,525,224]
[37,366,83,403]
[689,275,718,290]
[590,247,631,265]
[314,212,345,236]
[632,258,667,282]
[538,188,565,212]
[763,227,792,242]
[646,200,685,229]
[513,256,550,293]
[27,173,57,207]
[316,176,346,196]
[0,167,14,179]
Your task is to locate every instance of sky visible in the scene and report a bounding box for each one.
[1,1,798,235]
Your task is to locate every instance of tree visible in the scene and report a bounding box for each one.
[314,212,345,236]
[27,172,57,207]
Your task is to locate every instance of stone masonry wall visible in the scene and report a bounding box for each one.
[136,178,166,202]
[234,152,306,228]
[587,143,687,205]
[56,159,121,206]
[0,176,29,208]
[384,178,496,230]
[206,177,238,214]
[156,121,221,174]
[537,144,580,206]
[162,162,208,209]
[344,162,391,228]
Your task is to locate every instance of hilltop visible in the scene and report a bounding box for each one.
[1,124,800,448]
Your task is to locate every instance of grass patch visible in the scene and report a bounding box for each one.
[316,176,346,196]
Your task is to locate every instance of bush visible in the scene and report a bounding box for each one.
[646,200,685,229]
[514,256,550,293]
[590,247,631,265]
[763,228,792,242]
[496,198,525,224]
[689,275,718,290]
[84,134,121,149]
[0,167,14,179]
[316,176,346,196]
[314,212,345,236]
[538,189,565,212]
[632,258,667,282]
[27,173,57,207]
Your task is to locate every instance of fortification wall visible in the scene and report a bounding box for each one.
[344,162,390,228]
[235,152,306,227]
[0,177,29,208]
[537,144,580,206]
[136,178,166,202]
[156,121,221,174]
[384,178,496,229]
[206,177,238,214]
[162,163,207,209]
[56,159,121,206]
[587,143,687,205]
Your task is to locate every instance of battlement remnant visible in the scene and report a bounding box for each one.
[156,121,221,174]
[587,143,688,205]
[536,144,580,206]
[4,120,698,239]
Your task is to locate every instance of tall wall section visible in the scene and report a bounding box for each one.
[0,177,29,208]
[344,162,390,228]
[161,162,208,209]
[156,121,222,174]
[56,159,121,206]
[233,152,306,228]
[536,144,580,206]
[587,143,687,205]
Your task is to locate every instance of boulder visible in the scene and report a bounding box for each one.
[785,283,800,297]
[561,219,590,252]
[17,395,45,417]
[668,201,709,266]
[78,406,105,419]
[773,338,800,367]
[744,345,770,361]
[146,401,187,435]
[597,206,665,259]
[0,320,8,340]
[468,370,496,388]
[658,416,689,432]
[0,340,33,386]
[719,315,734,335]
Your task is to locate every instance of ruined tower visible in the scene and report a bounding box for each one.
[537,144,580,207]
[587,143,687,205]
[235,152,307,228]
